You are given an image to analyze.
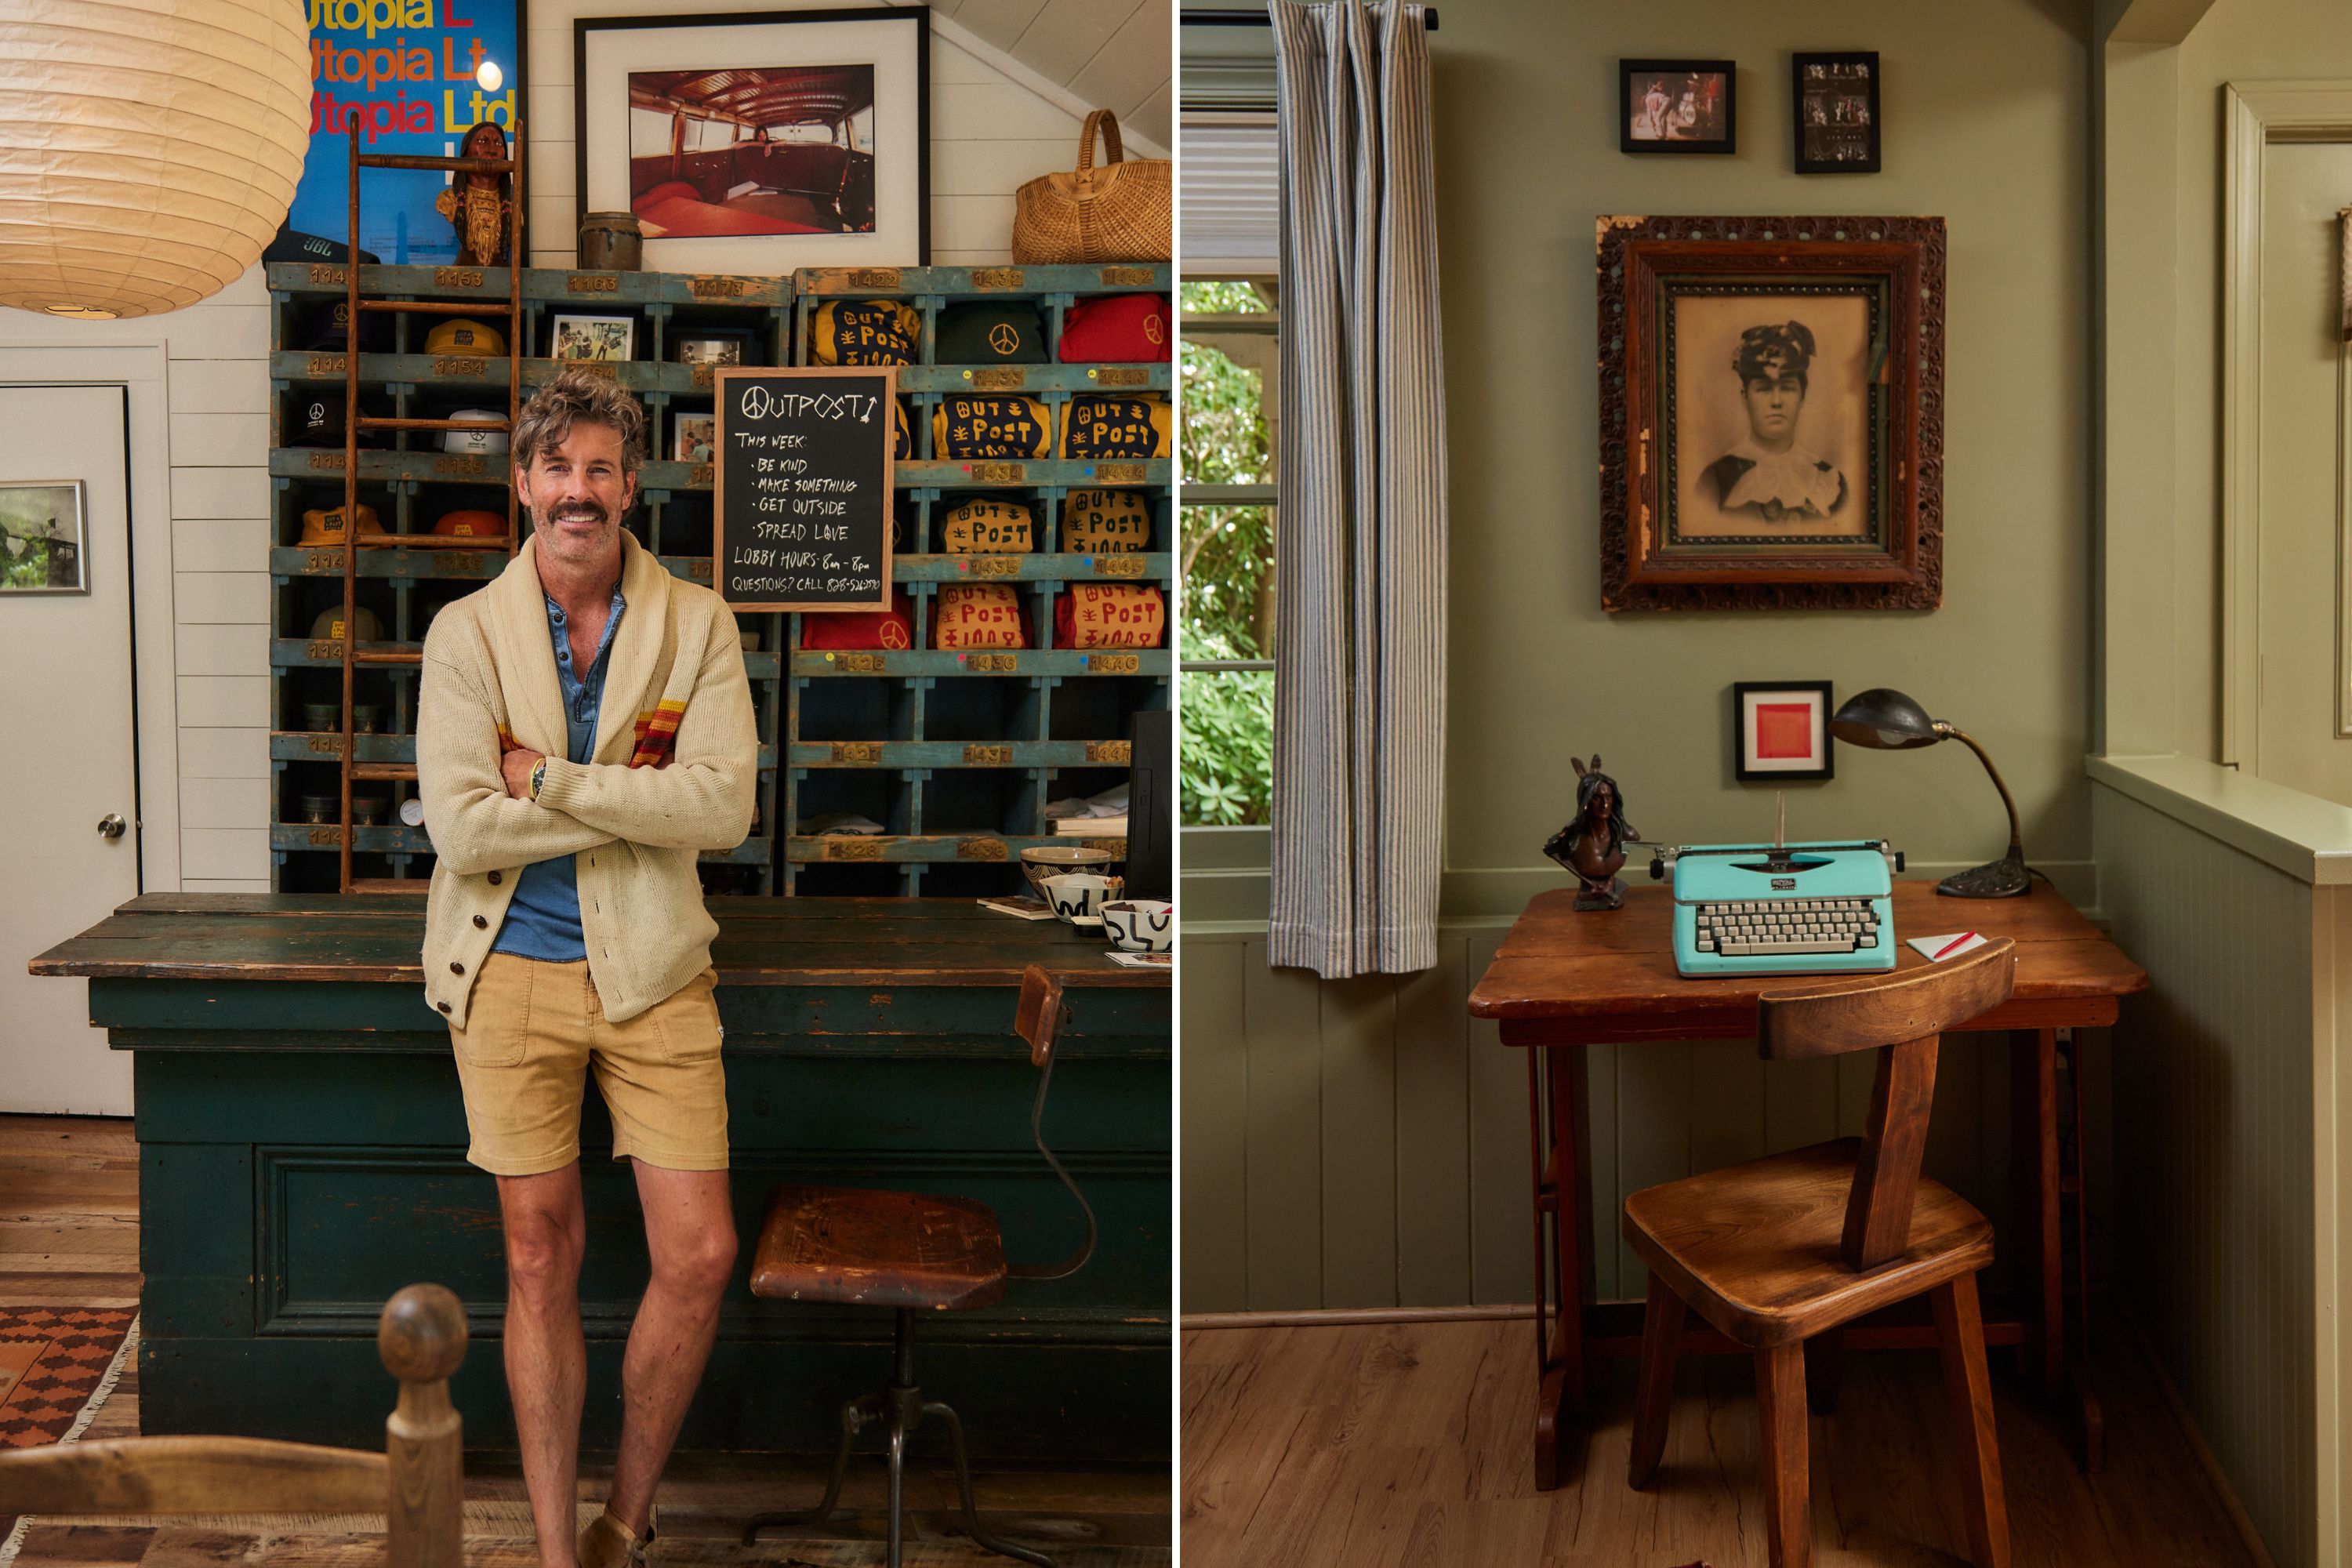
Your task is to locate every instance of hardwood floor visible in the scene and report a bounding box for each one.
[1181,1316,2267,1566]
[0,1115,1170,1567]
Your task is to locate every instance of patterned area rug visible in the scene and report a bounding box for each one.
[0,1308,139,1548]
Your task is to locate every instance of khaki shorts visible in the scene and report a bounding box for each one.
[447,953,728,1176]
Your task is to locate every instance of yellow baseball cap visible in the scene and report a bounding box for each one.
[424,318,507,356]
[297,504,387,546]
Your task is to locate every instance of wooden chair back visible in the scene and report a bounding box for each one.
[0,1283,467,1568]
[1008,964,1096,1282]
[1758,940,2016,1270]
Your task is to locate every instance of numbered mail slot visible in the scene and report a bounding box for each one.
[825,838,884,860]
[1095,368,1150,390]
[434,267,484,289]
[971,267,1023,291]
[838,653,887,673]
[966,463,1025,485]
[972,557,1022,578]
[973,368,1027,392]
[832,742,883,764]
[307,354,347,377]
[1083,654,1142,675]
[1093,556,1147,579]
[962,744,1012,765]
[1086,741,1132,765]
[967,654,1018,673]
[1093,463,1149,485]
[958,837,1010,861]
[1100,266,1156,288]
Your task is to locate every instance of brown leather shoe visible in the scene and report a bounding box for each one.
[577,1507,656,1568]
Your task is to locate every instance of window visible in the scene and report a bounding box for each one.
[1180,278,1278,827]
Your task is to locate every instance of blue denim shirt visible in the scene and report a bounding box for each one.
[491,581,626,961]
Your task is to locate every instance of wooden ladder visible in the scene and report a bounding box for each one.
[334,125,524,895]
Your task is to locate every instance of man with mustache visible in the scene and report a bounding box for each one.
[416,366,757,1568]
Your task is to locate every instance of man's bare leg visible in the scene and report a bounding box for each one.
[497,1163,592,1568]
[603,1160,738,1535]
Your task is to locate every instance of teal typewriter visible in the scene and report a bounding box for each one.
[1650,838,1904,978]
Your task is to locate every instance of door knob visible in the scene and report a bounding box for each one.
[96,814,125,840]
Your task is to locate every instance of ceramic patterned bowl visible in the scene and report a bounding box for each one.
[1102,899,1173,953]
[1021,844,1116,902]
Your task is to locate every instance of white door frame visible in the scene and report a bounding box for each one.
[0,342,180,892]
[2221,81,2352,768]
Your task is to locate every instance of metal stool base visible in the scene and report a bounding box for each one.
[742,1308,1057,1568]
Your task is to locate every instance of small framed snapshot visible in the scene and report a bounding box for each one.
[673,413,717,463]
[550,314,636,362]
[1733,681,1835,782]
[1622,60,1736,154]
[1794,53,1880,173]
[673,329,750,367]
[0,481,88,594]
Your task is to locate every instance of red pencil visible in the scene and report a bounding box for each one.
[1931,931,1980,960]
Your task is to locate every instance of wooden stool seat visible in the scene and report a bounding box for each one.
[749,1185,1007,1312]
[1625,1136,1994,1348]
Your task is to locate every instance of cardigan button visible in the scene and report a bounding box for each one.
[472,915,487,929]
[488,870,502,885]
[437,1001,452,1014]
[450,961,465,975]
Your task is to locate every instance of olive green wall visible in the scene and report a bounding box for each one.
[1179,0,2102,1315]
[1184,0,2094,924]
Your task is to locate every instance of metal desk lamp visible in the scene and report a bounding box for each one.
[1828,688,2031,898]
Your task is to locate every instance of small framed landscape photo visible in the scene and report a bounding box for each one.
[1794,52,1880,173]
[1622,60,1736,154]
[550,314,635,361]
[673,413,716,463]
[1733,681,1834,782]
[0,481,88,594]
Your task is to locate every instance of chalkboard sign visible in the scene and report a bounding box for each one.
[713,367,896,612]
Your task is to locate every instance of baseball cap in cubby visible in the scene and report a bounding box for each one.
[935,302,1046,365]
[432,509,506,539]
[297,503,389,546]
[308,604,386,642]
[424,318,507,356]
[291,394,384,447]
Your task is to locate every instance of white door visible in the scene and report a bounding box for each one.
[0,383,138,1114]
[2256,141,2352,805]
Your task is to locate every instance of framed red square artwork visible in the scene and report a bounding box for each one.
[1733,681,1833,781]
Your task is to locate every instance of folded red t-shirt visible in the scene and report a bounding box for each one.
[1058,294,1171,364]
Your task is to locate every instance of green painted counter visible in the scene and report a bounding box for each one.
[30,893,1170,1461]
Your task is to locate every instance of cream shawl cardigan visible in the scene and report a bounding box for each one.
[416,528,757,1026]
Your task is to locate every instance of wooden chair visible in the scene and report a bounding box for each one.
[1623,939,2017,1568]
[0,1283,467,1568]
[742,964,1096,1568]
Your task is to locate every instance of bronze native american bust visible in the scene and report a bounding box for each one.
[1543,757,1639,911]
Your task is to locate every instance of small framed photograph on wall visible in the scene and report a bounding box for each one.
[1793,52,1880,173]
[0,481,87,594]
[1621,60,1737,154]
[1733,681,1835,782]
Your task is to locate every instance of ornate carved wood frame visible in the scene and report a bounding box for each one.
[1597,215,1946,611]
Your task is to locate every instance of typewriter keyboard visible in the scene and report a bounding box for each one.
[1694,898,1881,956]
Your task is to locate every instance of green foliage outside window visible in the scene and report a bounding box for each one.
[1181,280,1278,826]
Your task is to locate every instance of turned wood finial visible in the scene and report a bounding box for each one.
[377,1283,467,1384]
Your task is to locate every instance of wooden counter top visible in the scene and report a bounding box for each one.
[31,893,1167,989]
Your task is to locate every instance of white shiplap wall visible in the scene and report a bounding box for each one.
[1,17,1133,895]
[0,270,275,893]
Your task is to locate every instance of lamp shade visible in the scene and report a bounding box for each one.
[1830,687,1942,750]
[0,0,310,320]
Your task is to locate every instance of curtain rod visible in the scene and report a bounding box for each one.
[1181,6,1439,29]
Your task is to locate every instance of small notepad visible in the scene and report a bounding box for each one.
[1907,931,1990,962]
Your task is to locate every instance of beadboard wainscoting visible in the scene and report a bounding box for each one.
[1181,924,2112,1317]
[2092,757,2352,1568]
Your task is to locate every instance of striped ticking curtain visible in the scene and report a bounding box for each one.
[1265,0,1448,978]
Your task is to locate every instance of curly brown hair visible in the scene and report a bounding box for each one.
[512,366,646,482]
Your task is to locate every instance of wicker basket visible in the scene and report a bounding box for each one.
[1012,110,1171,266]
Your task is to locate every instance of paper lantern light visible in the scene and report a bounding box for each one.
[0,0,310,319]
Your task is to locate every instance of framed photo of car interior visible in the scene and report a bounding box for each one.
[573,6,930,276]
[1595,214,1945,611]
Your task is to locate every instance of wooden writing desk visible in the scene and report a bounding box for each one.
[1468,881,2146,1490]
